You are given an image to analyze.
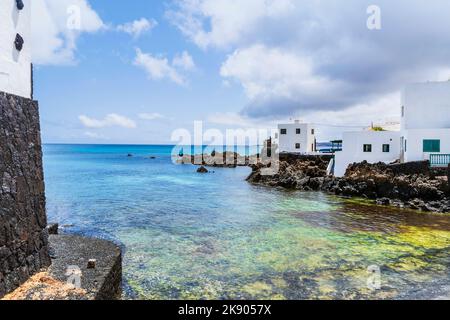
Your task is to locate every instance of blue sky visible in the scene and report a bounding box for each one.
[35,1,248,144]
[32,0,450,144]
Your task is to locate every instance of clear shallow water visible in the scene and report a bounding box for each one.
[43,144,450,300]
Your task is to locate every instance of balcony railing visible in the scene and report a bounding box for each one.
[430,154,450,167]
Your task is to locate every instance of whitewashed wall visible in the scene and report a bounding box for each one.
[403,129,450,162]
[401,81,450,131]
[0,0,31,98]
[278,123,316,153]
[334,131,401,177]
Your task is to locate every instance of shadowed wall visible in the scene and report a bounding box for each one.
[0,91,50,297]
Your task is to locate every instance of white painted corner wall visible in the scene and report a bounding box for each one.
[334,131,401,177]
[278,123,316,153]
[0,0,31,98]
[402,129,450,163]
[402,81,450,131]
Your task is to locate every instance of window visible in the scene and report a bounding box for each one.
[311,129,315,135]
[295,143,301,149]
[296,128,301,135]
[363,144,372,152]
[401,106,405,117]
[280,129,287,135]
[423,140,440,152]
[16,0,24,10]
[15,34,24,51]
[382,144,390,153]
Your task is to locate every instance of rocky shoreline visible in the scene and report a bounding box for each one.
[177,151,261,168]
[247,154,450,213]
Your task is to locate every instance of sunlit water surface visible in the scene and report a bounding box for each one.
[43,144,450,300]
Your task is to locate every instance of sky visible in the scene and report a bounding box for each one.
[32,0,450,144]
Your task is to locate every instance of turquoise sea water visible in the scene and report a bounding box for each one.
[43,144,450,300]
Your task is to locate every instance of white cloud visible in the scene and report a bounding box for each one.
[167,0,294,49]
[117,18,157,39]
[134,49,195,85]
[168,0,450,119]
[79,114,137,129]
[31,0,104,65]
[84,131,109,140]
[172,51,195,71]
[221,44,337,101]
[138,113,166,120]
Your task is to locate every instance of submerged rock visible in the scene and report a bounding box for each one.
[376,198,391,206]
[47,223,59,235]
[197,166,209,173]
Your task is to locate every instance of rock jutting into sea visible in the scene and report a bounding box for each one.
[197,166,209,173]
[247,155,450,213]
[177,151,261,168]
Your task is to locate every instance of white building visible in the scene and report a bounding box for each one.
[334,81,450,177]
[400,81,450,164]
[277,120,317,154]
[0,0,32,98]
[334,130,401,177]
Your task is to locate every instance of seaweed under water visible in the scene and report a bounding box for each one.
[43,145,450,300]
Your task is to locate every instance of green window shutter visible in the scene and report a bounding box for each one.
[423,140,440,152]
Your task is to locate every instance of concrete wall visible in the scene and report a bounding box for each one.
[401,81,450,131]
[278,123,316,153]
[402,128,450,162]
[334,130,401,177]
[0,91,50,298]
[0,0,32,98]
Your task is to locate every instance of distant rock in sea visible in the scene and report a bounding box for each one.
[197,166,209,173]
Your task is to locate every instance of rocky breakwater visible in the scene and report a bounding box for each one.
[247,154,450,213]
[177,151,260,168]
[329,161,450,213]
[246,154,333,190]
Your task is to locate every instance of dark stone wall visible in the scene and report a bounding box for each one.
[448,164,450,192]
[389,160,430,176]
[0,91,51,298]
[279,153,334,163]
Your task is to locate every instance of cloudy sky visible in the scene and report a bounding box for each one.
[33,0,450,144]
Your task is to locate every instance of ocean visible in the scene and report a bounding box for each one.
[43,144,450,300]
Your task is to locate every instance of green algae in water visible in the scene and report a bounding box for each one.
[118,193,450,300]
[43,145,450,300]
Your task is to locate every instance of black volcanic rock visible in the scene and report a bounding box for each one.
[197,166,209,173]
[0,92,51,298]
[246,154,450,214]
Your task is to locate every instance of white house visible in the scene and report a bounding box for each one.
[277,120,317,153]
[334,130,401,177]
[0,0,32,98]
[334,81,450,177]
[400,81,450,164]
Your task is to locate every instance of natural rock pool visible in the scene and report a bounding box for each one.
[43,145,450,300]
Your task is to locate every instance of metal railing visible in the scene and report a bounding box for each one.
[430,154,450,167]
